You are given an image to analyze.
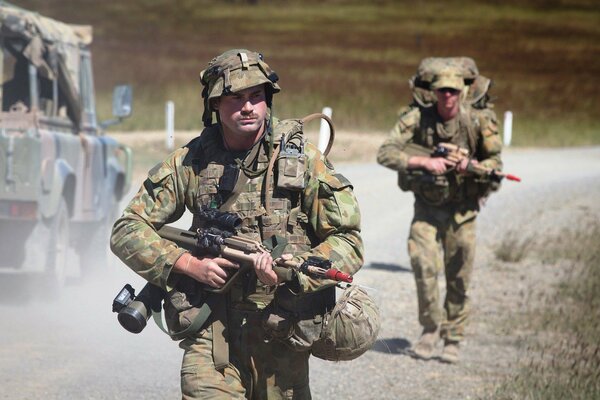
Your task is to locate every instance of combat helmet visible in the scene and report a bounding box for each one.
[311,285,381,361]
[199,49,280,126]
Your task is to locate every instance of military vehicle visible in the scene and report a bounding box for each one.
[0,3,133,291]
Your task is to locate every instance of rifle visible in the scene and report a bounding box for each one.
[157,209,353,294]
[404,142,521,183]
[112,210,353,335]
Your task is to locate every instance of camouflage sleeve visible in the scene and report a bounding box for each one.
[475,108,503,171]
[294,142,364,293]
[110,147,193,289]
[376,107,420,172]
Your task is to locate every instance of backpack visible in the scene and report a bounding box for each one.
[408,57,493,110]
[397,57,496,203]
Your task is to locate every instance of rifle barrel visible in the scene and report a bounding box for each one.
[157,225,197,251]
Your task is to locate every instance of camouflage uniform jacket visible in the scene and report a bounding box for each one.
[377,104,502,217]
[110,119,363,308]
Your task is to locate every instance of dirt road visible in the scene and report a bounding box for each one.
[1,146,599,399]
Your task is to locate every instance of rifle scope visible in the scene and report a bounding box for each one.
[196,209,242,231]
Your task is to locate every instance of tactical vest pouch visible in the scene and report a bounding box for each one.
[163,275,211,341]
[407,171,457,206]
[277,152,306,190]
[276,132,306,191]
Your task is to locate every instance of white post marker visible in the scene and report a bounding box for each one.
[318,106,333,154]
[166,101,175,150]
[503,110,513,147]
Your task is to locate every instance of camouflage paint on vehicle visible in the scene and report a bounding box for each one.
[0,3,132,283]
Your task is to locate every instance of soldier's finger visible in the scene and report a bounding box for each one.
[261,253,274,271]
[443,158,456,166]
[210,264,230,280]
[253,252,269,271]
[214,257,239,269]
[256,269,277,286]
[210,275,226,288]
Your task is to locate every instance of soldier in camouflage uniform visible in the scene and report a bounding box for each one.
[376,59,502,363]
[110,49,363,399]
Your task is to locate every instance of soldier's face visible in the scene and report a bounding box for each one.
[215,85,268,138]
[435,88,461,119]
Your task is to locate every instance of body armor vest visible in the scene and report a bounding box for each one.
[189,121,313,308]
[409,106,481,206]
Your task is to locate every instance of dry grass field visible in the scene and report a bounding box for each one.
[19,0,600,146]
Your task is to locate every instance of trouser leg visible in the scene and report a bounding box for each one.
[441,217,476,342]
[180,312,311,400]
[408,216,444,330]
[230,311,311,400]
[179,324,247,400]
[250,338,311,399]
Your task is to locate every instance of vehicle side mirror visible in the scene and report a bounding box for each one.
[101,85,133,129]
[112,85,132,118]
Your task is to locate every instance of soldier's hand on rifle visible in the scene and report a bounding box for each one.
[253,251,281,286]
[409,156,456,175]
[174,252,240,288]
[456,158,477,175]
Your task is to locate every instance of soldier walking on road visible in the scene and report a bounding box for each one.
[377,58,503,363]
[111,49,377,399]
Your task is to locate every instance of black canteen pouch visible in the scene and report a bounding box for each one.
[262,284,336,351]
[163,275,212,341]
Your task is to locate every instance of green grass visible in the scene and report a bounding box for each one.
[19,0,600,146]
[491,221,600,399]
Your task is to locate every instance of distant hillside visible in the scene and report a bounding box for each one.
[15,0,600,145]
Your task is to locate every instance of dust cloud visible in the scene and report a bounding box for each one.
[0,204,191,398]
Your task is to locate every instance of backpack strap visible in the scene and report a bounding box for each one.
[459,105,479,154]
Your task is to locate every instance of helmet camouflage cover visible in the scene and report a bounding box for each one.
[409,56,492,108]
[199,49,280,126]
[311,285,381,361]
[200,49,280,100]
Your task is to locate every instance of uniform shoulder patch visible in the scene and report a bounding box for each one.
[398,107,421,130]
[148,162,173,184]
[274,118,303,137]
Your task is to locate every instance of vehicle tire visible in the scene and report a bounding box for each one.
[44,198,70,296]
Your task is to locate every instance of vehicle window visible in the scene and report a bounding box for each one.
[1,50,29,112]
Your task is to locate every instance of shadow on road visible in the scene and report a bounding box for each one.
[371,337,412,355]
[366,262,412,273]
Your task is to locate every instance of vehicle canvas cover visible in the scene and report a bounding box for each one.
[0,3,92,108]
[408,57,492,109]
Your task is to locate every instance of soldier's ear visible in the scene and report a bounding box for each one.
[211,98,220,111]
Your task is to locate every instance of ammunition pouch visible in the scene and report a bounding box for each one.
[163,275,212,341]
[401,170,461,206]
[262,284,336,352]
